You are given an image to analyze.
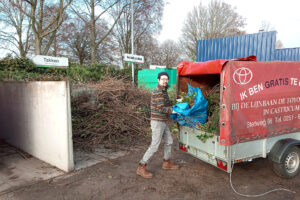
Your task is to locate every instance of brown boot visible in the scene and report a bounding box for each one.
[136,163,153,178]
[162,159,180,170]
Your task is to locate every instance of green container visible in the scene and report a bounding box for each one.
[138,68,177,90]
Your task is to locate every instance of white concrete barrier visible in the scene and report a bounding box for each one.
[0,81,74,172]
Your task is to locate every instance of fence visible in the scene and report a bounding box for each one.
[138,68,177,90]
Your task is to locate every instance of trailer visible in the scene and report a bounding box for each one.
[176,57,300,178]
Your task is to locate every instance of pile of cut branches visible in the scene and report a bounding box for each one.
[204,84,220,134]
[195,84,220,141]
[71,77,151,149]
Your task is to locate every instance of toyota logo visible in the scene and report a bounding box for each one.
[233,67,253,85]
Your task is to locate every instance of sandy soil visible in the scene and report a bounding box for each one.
[1,141,300,200]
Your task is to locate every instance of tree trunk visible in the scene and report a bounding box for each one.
[25,0,71,56]
[79,56,84,65]
[34,35,41,55]
[42,31,56,55]
[17,28,26,58]
[19,42,26,58]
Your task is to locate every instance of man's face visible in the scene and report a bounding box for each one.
[158,75,169,88]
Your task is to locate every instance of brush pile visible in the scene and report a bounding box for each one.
[196,84,220,136]
[71,78,152,148]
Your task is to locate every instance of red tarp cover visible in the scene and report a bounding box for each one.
[177,56,257,76]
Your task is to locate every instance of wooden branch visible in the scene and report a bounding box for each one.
[42,31,56,55]
[95,2,129,47]
[70,7,89,24]
[0,31,19,43]
[0,38,19,50]
[41,0,72,36]
[0,47,19,57]
[24,19,33,52]
[95,0,120,21]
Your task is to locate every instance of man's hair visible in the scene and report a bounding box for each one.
[157,72,169,80]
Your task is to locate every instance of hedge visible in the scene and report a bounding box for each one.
[0,57,139,82]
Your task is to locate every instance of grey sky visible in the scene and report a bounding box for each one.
[159,0,300,48]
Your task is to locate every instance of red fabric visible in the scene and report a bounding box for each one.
[233,55,257,61]
[177,55,257,76]
[220,61,300,145]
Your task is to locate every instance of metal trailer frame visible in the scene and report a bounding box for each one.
[178,126,300,173]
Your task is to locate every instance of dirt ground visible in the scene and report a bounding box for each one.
[1,140,300,200]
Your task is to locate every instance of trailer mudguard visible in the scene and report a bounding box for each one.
[269,138,300,163]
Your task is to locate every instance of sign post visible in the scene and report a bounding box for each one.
[131,0,134,84]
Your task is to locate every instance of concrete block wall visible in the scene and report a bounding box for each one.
[0,81,74,172]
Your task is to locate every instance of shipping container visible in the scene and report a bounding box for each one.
[196,31,300,62]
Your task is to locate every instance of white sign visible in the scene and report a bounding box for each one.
[32,55,69,68]
[123,54,144,64]
[149,65,166,69]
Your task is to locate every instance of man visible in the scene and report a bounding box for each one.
[136,72,179,179]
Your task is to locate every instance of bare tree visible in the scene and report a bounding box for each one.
[11,0,72,55]
[158,40,182,68]
[259,20,275,32]
[71,0,131,65]
[57,20,91,64]
[144,40,182,68]
[39,4,71,57]
[180,0,246,60]
[56,17,116,65]
[276,40,284,49]
[0,0,32,58]
[111,0,163,68]
[259,20,284,49]
[95,21,119,65]
[135,34,160,67]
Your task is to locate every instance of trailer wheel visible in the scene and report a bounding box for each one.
[273,146,300,178]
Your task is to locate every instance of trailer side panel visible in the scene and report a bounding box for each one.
[220,61,300,145]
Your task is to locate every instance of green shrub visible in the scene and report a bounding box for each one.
[0,57,140,83]
[168,84,177,105]
[0,57,35,72]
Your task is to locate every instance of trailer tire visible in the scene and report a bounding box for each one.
[273,146,300,178]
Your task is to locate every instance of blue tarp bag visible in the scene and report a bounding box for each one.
[170,84,208,129]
